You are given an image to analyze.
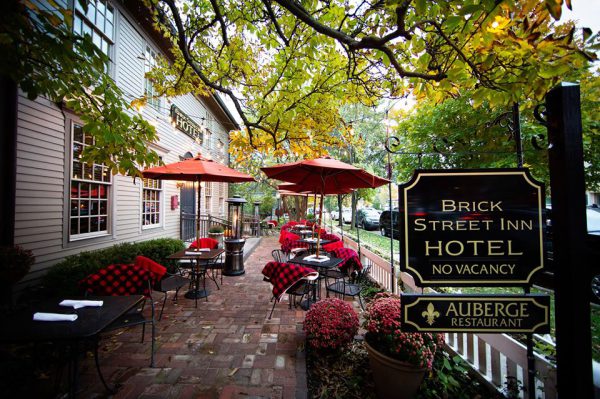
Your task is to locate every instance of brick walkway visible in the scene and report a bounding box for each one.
[78,236,309,399]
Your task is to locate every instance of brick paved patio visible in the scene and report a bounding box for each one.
[77,236,311,399]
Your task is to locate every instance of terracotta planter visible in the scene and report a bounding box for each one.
[365,340,427,399]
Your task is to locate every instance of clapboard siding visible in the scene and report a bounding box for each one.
[13,2,234,285]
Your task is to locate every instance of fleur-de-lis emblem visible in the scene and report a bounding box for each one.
[422,302,440,326]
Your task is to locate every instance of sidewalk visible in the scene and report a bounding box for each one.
[78,235,308,399]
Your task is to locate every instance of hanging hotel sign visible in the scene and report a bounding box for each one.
[400,294,551,333]
[399,169,545,286]
[170,104,203,143]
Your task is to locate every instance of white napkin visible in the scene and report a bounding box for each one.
[59,299,103,309]
[186,248,210,255]
[303,255,330,263]
[33,312,78,322]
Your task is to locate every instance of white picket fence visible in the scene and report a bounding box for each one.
[341,236,557,398]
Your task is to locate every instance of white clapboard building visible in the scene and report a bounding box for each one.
[13,0,238,283]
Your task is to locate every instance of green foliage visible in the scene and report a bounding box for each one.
[208,224,225,233]
[42,238,184,296]
[416,352,498,399]
[0,245,35,284]
[0,1,160,178]
[148,0,595,163]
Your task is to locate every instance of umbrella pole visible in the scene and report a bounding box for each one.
[196,178,202,248]
[316,193,324,258]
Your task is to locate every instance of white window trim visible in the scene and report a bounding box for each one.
[68,121,112,241]
[141,177,163,230]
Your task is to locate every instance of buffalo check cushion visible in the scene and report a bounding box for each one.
[261,261,317,300]
[79,263,154,297]
[331,247,363,272]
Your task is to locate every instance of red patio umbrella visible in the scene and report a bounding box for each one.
[262,157,388,257]
[143,154,255,247]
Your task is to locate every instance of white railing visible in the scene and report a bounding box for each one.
[341,235,557,398]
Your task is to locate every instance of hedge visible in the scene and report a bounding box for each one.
[42,238,185,297]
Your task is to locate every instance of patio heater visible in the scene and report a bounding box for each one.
[223,196,247,276]
[253,201,261,236]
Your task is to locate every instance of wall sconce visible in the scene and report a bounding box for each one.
[176,181,185,189]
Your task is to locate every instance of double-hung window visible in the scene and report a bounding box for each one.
[144,45,160,109]
[70,123,111,240]
[74,0,114,60]
[142,177,162,227]
[204,182,213,213]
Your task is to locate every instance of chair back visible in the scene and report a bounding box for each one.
[331,247,363,274]
[189,237,218,249]
[79,263,154,297]
[272,249,287,262]
[135,256,167,282]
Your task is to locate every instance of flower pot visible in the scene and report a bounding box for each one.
[208,232,224,248]
[365,340,427,399]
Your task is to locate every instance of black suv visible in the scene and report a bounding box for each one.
[356,208,381,230]
[379,210,401,239]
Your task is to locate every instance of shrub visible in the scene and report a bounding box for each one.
[304,298,359,351]
[208,224,224,233]
[1,245,35,284]
[42,238,185,296]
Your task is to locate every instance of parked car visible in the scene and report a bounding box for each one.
[379,210,401,238]
[341,208,353,224]
[356,208,381,230]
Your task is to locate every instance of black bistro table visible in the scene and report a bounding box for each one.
[0,295,144,398]
[289,254,343,307]
[297,237,332,253]
[167,248,225,302]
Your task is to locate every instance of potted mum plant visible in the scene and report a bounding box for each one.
[207,224,225,248]
[303,298,359,352]
[363,293,444,399]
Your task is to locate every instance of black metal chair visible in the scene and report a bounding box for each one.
[205,251,225,289]
[80,264,157,392]
[135,255,190,320]
[326,263,371,310]
[272,249,288,262]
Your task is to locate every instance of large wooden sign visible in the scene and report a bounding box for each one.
[401,294,551,333]
[399,169,545,286]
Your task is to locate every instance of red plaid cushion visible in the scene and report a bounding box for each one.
[281,238,309,253]
[189,237,218,249]
[79,264,154,297]
[323,241,344,252]
[331,247,363,272]
[135,255,167,282]
[262,261,317,300]
[321,233,341,242]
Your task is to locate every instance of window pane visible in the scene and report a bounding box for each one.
[80,217,89,234]
[99,216,107,231]
[90,217,99,232]
[99,185,107,199]
[71,218,79,235]
[99,200,107,215]
[91,201,99,215]
[105,21,113,40]
[71,182,79,199]
[71,200,79,216]
[80,183,89,198]
[72,161,82,179]
[94,165,103,181]
[74,124,83,143]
